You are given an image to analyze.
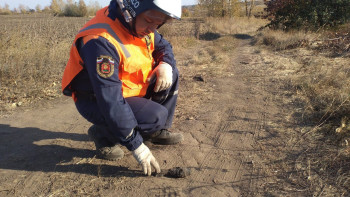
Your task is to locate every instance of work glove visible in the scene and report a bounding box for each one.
[132,143,161,176]
[147,62,173,92]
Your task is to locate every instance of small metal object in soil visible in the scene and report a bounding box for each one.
[153,167,191,178]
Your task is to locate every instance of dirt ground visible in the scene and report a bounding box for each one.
[0,35,313,196]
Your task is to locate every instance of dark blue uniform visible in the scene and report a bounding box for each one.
[70,2,179,151]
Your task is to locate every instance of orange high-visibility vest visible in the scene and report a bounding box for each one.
[61,7,155,98]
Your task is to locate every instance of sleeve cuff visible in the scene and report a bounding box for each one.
[119,130,143,151]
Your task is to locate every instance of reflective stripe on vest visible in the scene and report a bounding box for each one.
[79,23,131,58]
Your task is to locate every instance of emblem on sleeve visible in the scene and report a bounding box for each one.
[96,55,115,78]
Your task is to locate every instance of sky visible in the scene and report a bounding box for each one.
[0,0,198,10]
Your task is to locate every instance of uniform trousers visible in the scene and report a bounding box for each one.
[74,67,179,142]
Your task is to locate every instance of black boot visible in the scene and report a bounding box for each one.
[144,129,184,145]
[88,125,124,161]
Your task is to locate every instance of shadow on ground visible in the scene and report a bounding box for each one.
[199,32,221,41]
[0,124,140,178]
[233,34,253,40]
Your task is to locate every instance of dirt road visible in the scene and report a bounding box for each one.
[0,35,284,196]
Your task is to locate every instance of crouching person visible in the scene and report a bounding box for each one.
[61,0,183,176]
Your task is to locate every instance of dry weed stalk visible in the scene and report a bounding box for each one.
[336,116,350,133]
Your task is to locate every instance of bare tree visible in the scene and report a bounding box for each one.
[245,0,256,18]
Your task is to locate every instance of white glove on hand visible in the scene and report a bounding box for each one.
[132,143,161,176]
[147,62,173,92]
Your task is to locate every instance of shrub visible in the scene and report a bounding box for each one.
[62,0,87,17]
[0,4,12,15]
[264,0,350,30]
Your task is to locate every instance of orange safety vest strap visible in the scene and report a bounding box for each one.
[61,43,83,95]
[83,35,99,45]
[79,23,131,58]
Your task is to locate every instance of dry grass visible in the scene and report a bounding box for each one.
[254,26,350,194]
[0,14,89,112]
[202,17,268,35]
[293,53,350,148]
[254,29,318,50]
[256,26,350,56]
[255,28,350,131]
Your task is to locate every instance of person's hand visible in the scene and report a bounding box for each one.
[132,143,161,176]
[147,62,173,92]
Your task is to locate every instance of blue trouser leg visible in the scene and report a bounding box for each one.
[144,67,179,128]
[74,99,119,143]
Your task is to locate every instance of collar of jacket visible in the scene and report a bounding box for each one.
[107,1,138,37]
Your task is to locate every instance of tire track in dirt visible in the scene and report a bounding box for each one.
[171,38,270,196]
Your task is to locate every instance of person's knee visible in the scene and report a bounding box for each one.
[75,99,106,125]
[152,105,168,126]
[137,104,168,134]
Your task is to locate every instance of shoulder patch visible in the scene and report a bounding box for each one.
[96,55,115,78]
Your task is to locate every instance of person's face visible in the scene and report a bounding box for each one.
[134,10,170,38]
